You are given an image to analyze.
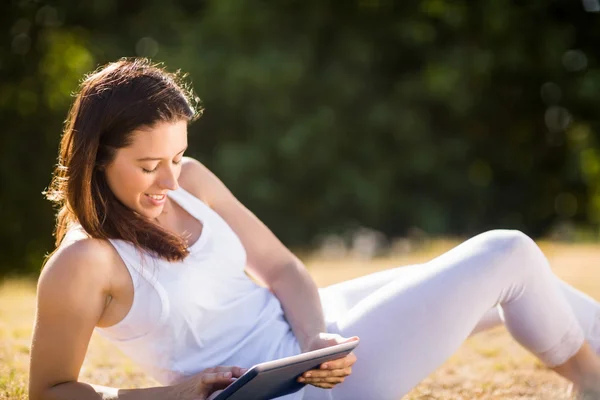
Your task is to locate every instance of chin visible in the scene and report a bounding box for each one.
[143,208,163,220]
[133,203,163,220]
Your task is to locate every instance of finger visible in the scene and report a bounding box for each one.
[212,366,247,375]
[322,353,356,370]
[321,353,357,370]
[299,369,322,379]
[299,367,350,379]
[323,333,358,347]
[309,382,337,389]
[318,333,344,346]
[234,366,249,377]
[225,366,248,378]
[299,368,336,379]
[210,366,248,378]
[298,372,349,386]
[199,371,234,384]
[333,335,359,345]
[302,375,346,384]
[325,367,352,378]
[211,366,233,373]
[197,373,237,396]
[204,378,238,394]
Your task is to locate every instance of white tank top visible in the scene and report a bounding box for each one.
[64,187,303,395]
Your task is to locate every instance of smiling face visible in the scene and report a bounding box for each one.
[104,119,188,220]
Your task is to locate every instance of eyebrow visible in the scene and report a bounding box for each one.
[136,147,188,162]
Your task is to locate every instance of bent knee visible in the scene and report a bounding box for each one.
[477,229,543,267]
[480,229,532,249]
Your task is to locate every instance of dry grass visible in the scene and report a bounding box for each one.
[1,240,599,399]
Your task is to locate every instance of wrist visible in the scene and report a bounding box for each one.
[112,384,179,400]
[161,380,196,400]
[118,385,179,400]
[298,332,327,352]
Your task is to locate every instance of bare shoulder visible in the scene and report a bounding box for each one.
[31,238,118,396]
[179,156,232,205]
[179,156,210,194]
[38,238,115,300]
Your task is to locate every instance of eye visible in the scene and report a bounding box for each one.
[142,165,158,174]
[173,158,182,166]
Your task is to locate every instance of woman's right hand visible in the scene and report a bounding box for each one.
[174,366,247,400]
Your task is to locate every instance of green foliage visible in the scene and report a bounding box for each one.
[1,0,600,276]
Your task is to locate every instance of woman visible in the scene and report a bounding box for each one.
[29,58,600,400]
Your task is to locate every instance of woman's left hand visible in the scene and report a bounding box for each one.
[297,333,359,389]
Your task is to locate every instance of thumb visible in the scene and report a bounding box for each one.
[196,372,235,396]
[341,335,360,344]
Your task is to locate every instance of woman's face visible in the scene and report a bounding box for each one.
[104,119,188,220]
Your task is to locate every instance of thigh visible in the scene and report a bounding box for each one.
[320,264,504,337]
[319,264,425,328]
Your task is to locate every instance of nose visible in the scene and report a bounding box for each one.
[157,165,179,191]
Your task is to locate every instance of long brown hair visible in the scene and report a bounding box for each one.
[45,58,201,262]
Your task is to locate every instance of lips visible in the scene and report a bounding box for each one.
[144,193,167,206]
[145,193,166,200]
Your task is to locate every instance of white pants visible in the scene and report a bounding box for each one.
[303,230,600,400]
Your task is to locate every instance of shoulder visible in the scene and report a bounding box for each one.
[179,156,233,206]
[39,238,115,300]
[179,156,210,192]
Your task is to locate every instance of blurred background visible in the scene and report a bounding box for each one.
[2,0,600,278]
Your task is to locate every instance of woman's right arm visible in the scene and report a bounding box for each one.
[29,239,241,400]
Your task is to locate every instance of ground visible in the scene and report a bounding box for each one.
[1,240,598,399]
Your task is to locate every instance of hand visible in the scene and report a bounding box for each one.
[297,333,359,389]
[174,366,247,400]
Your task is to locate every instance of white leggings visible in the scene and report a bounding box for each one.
[303,230,600,400]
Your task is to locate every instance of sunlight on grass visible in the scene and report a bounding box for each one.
[1,241,599,399]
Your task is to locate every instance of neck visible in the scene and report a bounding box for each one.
[153,198,172,227]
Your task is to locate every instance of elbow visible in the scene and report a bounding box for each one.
[28,388,48,400]
[29,385,56,400]
[30,381,78,400]
[28,382,47,400]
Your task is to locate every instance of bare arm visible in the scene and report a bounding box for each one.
[39,382,171,400]
[179,158,326,351]
[263,257,326,351]
[30,239,160,399]
[42,381,218,400]
[29,238,237,400]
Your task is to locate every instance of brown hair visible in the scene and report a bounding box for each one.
[45,58,201,261]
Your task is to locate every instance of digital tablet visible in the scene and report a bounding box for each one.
[213,340,359,400]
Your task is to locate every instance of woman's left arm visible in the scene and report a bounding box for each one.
[179,158,325,350]
[180,158,357,388]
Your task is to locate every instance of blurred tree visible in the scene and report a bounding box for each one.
[1,0,599,276]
